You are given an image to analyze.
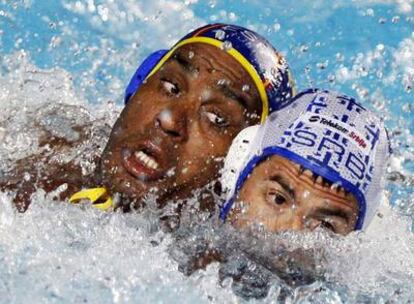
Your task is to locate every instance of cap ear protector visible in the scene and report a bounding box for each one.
[220,125,260,203]
[124,49,168,104]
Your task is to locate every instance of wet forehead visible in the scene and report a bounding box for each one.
[255,155,359,211]
[172,43,247,76]
[168,43,261,111]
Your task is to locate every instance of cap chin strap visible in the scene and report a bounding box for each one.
[69,187,113,211]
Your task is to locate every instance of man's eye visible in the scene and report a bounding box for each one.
[161,79,179,95]
[205,112,229,127]
[318,220,335,232]
[269,192,288,205]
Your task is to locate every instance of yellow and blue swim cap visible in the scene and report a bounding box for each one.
[124,23,296,123]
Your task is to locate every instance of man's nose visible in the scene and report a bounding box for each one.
[154,108,188,141]
[290,215,304,231]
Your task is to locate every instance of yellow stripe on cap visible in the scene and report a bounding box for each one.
[69,187,113,211]
[146,37,269,123]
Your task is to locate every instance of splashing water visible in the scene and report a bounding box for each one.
[0,0,414,303]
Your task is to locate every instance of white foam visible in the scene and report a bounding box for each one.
[61,0,205,49]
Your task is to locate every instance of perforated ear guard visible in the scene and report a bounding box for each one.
[124,49,168,104]
[220,125,260,203]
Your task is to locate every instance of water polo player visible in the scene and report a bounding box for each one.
[220,89,390,234]
[79,23,296,211]
[2,23,295,212]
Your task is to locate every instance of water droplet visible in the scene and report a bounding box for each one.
[221,40,232,51]
[366,8,375,16]
[376,44,385,52]
[166,167,176,177]
[335,53,345,62]
[273,23,281,32]
[242,84,250,92]
[376,70,383,79]
[316,61,328,70]
[378,17,387,24]
[217,79,229,86]
[214,29,226,40]
[49,36,62,49]
[209,0,217,8]
[23,172,31,181]
[228,12,237,22]
[299,44,309,53]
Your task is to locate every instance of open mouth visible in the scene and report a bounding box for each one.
[121,144,165,182]
[134,150,159,170]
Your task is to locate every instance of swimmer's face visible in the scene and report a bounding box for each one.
[100,43,261,206]
[229,155,359,235]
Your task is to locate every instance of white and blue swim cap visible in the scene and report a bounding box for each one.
[220,89,391,230]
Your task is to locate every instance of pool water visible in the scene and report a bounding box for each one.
[0,0,413,303]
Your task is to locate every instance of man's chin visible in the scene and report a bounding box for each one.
[104,175,148,199]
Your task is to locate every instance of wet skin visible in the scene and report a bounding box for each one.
[99,43,261,207]
[228,155,359,235]
[0,108,108,212]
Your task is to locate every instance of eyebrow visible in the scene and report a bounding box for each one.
[269,175,295,198]
[173,51,252,110]
[217,82,250,110]
[172,52,196,73]
[313,206,351,222]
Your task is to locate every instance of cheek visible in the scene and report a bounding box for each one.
[238,185,255,207]
[178,124,232,173]
[123,101,157,127]
[110,102,160,144]
[238,183,266,216]
[175,147,223,185]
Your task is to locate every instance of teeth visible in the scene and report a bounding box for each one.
[134,151,159,170]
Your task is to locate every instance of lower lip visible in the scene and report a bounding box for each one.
[121,149,163,182]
